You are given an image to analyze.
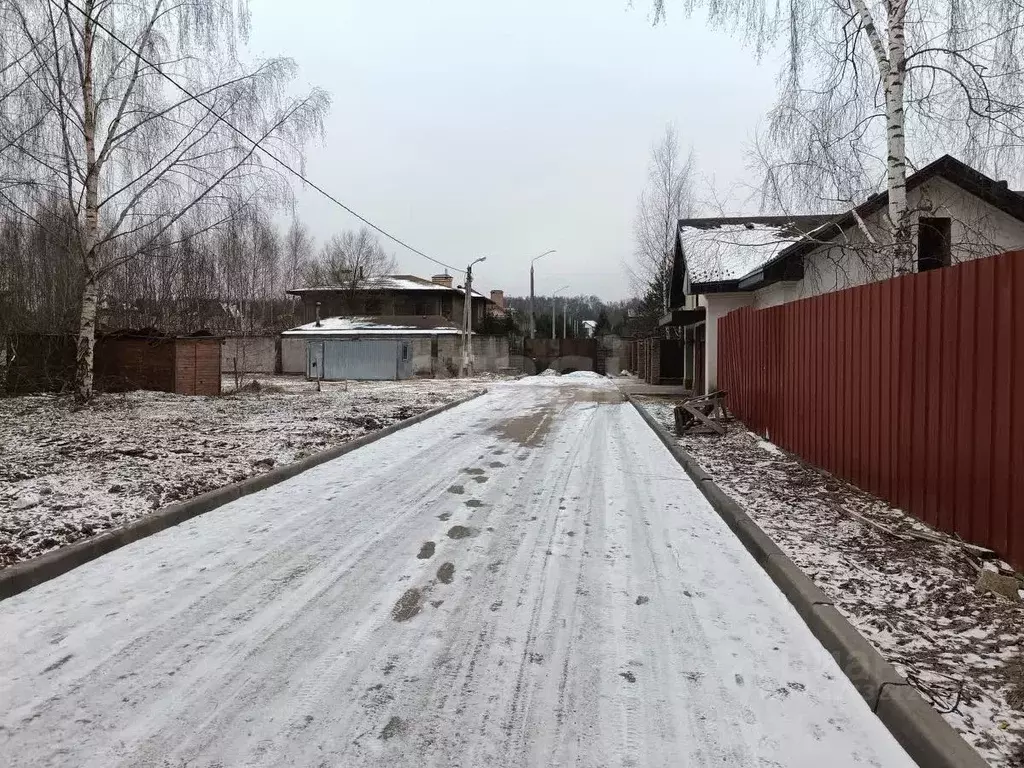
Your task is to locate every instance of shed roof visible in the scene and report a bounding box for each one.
[282,315,465,336]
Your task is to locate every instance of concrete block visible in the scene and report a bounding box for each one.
[875,684,990,768]
[806,604,906,709]
[762,552,833,623]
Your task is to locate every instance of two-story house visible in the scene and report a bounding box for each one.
[287,272,495,326]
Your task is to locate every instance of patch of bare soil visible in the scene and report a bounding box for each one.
[416,542,435,560]
[1008,659,1024,711]
[446,525,475,540]
[634,398,1024,766]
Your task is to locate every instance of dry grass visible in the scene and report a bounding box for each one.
[232,379,287,395]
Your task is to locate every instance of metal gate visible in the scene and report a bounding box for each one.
[306,339,413,381]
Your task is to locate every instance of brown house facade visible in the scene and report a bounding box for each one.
[287,274,493,327]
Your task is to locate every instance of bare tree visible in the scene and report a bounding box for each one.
[303,227,397,313]
[0,0,329,401]
[631,125,694,314]
[284,216,314,291]
[652,0,1024,273]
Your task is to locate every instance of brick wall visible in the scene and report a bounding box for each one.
[648,338,661,385]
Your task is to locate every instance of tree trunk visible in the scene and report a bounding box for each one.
[885,0,911,274]
[75,3,99,404]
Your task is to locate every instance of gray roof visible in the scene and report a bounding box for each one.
[282,315,465,336]
[679,216,834,284]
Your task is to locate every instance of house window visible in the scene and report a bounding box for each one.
[918,217,951,272]
[415,301,431,316]
[365,298,383,314]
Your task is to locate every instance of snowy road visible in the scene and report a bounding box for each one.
[0,376,914,767]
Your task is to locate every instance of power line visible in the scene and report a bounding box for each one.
[56,0,462,275]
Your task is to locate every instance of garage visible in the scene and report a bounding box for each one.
[281,315,466,381]
[307,338,412,381]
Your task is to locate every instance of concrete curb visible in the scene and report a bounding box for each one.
[626,394,988,768]
[0,389,487,602]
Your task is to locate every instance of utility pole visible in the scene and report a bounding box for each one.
[562,299,567,340]
[529,249,556,339]
[461,256,486,376]
[552,284,569,340]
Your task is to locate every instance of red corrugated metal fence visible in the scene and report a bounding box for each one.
[718,250,1024,570]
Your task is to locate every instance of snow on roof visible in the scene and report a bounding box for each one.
[680,217,832,283]
[288,274,491,299]
[282,315,465,336]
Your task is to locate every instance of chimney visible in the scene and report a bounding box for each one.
[490,289,504,308]
[315,301,322,327]
[432,271,453,288]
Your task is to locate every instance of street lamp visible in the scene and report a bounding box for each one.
[529,249,556,339]
[552,284,569,340]
[461,256,487,376]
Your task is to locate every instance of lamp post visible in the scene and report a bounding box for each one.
[461,256,486,376]
[552,284,569,340]
[529,249,556,339]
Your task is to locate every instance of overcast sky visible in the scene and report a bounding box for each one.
[246,0,779,300]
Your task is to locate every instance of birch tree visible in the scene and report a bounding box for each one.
[653,0,1024,273]
[284,216,314,291]
[632,125,694,314]
[0,0,328,401]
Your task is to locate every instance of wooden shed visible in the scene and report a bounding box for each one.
[3,332,222,396]
[96,334,222,396]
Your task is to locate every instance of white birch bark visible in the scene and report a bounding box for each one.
[76,1,99,404]
[884,0,911,273]
[848,0,910,274]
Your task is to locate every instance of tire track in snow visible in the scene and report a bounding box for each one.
[0,380,918,768]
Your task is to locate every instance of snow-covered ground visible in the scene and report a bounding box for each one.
[0,377,914,767]
[0,375,494,568]
[636,397,1024,767]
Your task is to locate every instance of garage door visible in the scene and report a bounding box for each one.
[320,339,400,381]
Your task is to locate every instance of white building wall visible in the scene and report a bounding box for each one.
[704,293,754,393]
[766,177,1024,305]
[703,176,1024,393]
[913,177,1024,259]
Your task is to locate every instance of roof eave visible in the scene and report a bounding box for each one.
[689,278,743,294]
